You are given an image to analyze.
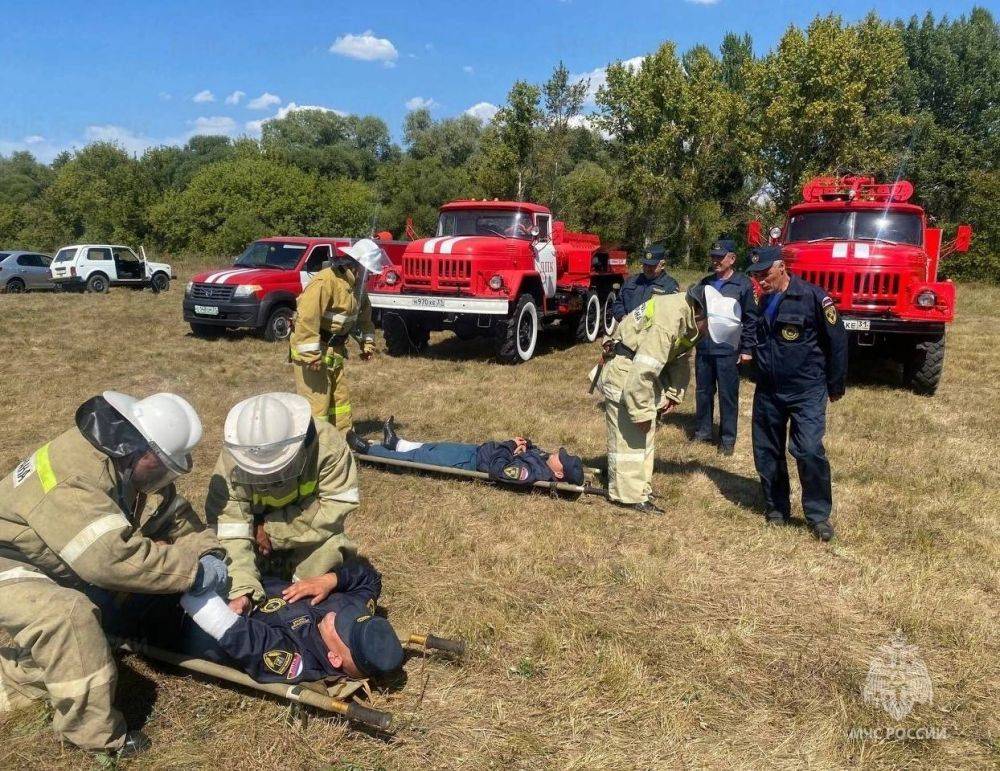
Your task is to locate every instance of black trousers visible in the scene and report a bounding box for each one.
[695,350,740,444]
[751,385,833,524]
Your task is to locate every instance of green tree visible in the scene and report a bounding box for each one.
[472,81,542,199]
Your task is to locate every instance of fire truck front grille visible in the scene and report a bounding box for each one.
[190,283,236,301]
[438,258,471,286]
[798,270,846,302]
[403,256,433,287]
[853,272,901,307]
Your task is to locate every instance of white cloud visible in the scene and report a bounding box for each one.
[159,92,172,101]
[330,30,398,66]
[225,90,246,105]
[193,89,215,103]
[248,92,281,110]
[573,55,646,105]
[245,102,347,137]
[686,0,720,4]
[405,96,438,111]
[23,135,45,145]
[463,65,474,74]
[189,116,237,135]
[465,101,499,123]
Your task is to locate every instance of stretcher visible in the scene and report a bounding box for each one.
[354,453,608,498]
[117,632,465,730]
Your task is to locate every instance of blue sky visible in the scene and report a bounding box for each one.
[0,0,990,162]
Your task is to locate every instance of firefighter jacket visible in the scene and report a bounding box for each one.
[206,420,359,602]
[599,293,699,424]
[749,275,848,397]
[289,265,375,366]
[0,427,218,593]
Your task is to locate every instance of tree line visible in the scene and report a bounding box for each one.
[1,8,997,281]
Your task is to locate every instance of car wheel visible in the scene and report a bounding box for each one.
[150,272,170,293]
[902,335,946,395]
[4,278,25,294]
[85,273,109,293]
[263,306,294,342]
[383,312,429,355]
[497,293,538,363]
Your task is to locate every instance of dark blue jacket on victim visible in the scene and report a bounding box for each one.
[476,441,555,486]
[749,275,848,397]
[697,271,759,356]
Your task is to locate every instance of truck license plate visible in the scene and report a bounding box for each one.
[843,319,870,331]
[194,305,219,316]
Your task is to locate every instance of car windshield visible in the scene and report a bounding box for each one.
[437,209,534,240]
[786,211,922,246]
[234,241,307,270]
[53,248,77,263]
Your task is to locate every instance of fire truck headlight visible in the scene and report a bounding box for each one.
[915,289,937,309]
[489,275,504,290]
[769,227,782,241]
[384,270,399,286]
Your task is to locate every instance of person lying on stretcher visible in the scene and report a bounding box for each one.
[85,559,404,684]
[346,416,585,487]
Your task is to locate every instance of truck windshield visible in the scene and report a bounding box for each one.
[786,211,922,246]
[53,248,77,263]
[234,241,307,270]
[437,209,534,240]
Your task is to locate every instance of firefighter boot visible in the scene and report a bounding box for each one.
[382,416,399,450]
[345,430,369,454]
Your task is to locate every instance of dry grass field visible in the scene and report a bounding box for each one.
[0,266,997,770]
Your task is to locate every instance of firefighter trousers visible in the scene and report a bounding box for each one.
[604,398,656,504]
[0,557,126,752]
[293,342,352,432]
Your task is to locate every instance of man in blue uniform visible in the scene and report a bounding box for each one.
[694,239,758,454]
[745,246,847,541]
[88,560,404,683]
[347,417,585,488]
[611,252,679,321]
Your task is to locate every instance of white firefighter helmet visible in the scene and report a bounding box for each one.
[704,285,742,348]
[102,391,202,474]
[340,238,392,275]
[223,393,312,483]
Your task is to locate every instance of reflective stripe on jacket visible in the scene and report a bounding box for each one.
[289,267,374,364]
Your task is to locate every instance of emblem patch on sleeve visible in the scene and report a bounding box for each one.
[286,653,303,680]
[824,305,838,325]
[263,649,293,675]
[11,456,36,488]
[260,597,287,613]
[781,325,801,341]
[502,464,529,481]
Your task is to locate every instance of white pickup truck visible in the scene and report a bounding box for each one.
[49,244,174,293]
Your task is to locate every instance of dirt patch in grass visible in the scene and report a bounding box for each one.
[0,270,996,769]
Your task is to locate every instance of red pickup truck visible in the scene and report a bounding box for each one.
[183,237,407,340]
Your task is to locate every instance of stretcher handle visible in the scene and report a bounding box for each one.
[345,702,393,731]
[408,633,467,656]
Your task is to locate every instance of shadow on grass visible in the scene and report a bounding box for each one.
[115,656,160,731]
[416,327,581,364]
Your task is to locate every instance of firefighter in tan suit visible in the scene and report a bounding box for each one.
[290,239,390,434]
[600,286,731,513]
[206,393,360,616]
[0,392,226,757]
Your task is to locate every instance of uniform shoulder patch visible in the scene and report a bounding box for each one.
[824,305,838,325]
[821,295,835,308]
[286,653,303,680]
[502,464,529,482]
[12,455,36,487]
[289,615,311,630]
[366,598,376,614]
[263,649,293,675]
[260,597,287,613]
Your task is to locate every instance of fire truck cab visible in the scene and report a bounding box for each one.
[368,200,628,362]
[750,176,972,394]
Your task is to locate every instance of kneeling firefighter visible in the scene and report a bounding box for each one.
[207,393,360,616]
[0,392,225,757]
[289,239,391,436]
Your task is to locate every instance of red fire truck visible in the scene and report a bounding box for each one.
[368,200,628,362]
[183,236,407,341]
[749,176,972,395]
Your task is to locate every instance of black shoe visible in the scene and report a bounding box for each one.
[692,432,712,443]
[764,511,789,526]
[345,430,370,454]
[383,415,399,450]
[810,520,835,542]
[718,442,735,456]
[615,499,665,515]
[118,731,152,758]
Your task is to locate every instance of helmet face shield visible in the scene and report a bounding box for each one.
[130,449,185,493]
[225,432,309,488]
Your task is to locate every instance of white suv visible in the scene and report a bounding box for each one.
[50,244,174,293]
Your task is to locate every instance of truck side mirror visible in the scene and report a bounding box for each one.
[530,226,541,239]
[955,224,972,253]
[747,221,764,247]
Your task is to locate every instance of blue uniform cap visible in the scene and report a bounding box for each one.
[709,239,737,258]
[335,607,404,677]
[558,448,584,486]
[747,245,783,273]
[641,251,663,266]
